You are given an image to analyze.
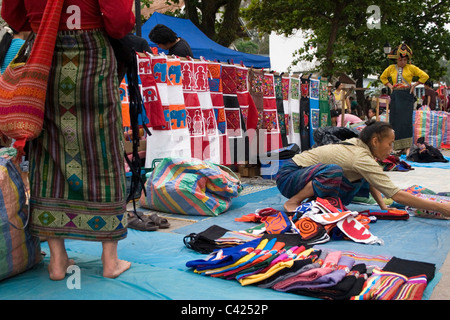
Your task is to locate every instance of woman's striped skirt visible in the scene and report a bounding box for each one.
[29,30,127,242]
[276,159,369,206]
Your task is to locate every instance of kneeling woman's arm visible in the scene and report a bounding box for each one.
[391,190,450,217]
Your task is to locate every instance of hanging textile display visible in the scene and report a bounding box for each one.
[222,64,248,164]
[262,73,282,154]
[289,76,302,149]
[248,68,265,114]
[195,59,221,164]
[207,61,231,165]
[319,79,331,128]
[236,65,259,163]
[299,76,311,151]
[136,52,166,128]
[309,78,320,147]
[275,75,288,147]
[282,76,294,145]
[145,54,191,167]
[181,58,221,163]
[120,79,131,128]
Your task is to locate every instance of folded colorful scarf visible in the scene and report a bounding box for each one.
[351,268,428,300]
[273,250,342,291]
[186,238,261,271]
[272,249,330,291]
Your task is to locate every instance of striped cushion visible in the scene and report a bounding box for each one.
[0,155,41,281]
[140,158,242,216]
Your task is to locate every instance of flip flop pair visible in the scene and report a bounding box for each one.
[127,212,171,231]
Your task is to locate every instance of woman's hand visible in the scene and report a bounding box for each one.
[392,190,450,218]
[410,82,418,95]
[437,202,450,218]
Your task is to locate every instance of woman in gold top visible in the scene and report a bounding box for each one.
[276,121,450,217]
[379,43,429,151]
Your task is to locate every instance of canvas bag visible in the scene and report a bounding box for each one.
[0,0,64,158]
[140,157,242,216]
[0,151,41,281]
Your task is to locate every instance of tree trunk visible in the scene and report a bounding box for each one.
[323,2,343,77]
[353,69,366,118]
[217,0,242,47]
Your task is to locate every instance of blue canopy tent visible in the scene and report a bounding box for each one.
[141,12,271,69]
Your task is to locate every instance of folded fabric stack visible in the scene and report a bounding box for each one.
[185,239,435,300]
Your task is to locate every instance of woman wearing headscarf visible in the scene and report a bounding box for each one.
[379,43,429,152]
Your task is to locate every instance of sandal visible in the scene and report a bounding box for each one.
[127,213,158,231]
[148,213,171,229]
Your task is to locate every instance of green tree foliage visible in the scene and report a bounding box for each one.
[243,0,450,81]
[142,0,245,47]
[243,0,450,112]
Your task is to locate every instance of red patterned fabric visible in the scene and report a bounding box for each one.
[0,0,65,158]
[2,0,135,39]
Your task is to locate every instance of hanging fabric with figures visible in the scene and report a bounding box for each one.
[181,58,221,163]
[275,74,288,147]
[207,61,231,165]
[261,73,282,154]
[136,52,166,128]
[309,78,320,147]
[319,79,331,128]
[194,59,221,164]
[299,76,311,151]
[282,76,293,145]
[145,54,191,167]
[289,76,302,149]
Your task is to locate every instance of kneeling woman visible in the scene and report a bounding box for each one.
[276,121,450,217]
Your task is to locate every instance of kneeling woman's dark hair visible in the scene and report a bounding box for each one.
[359,120,393,145]
[149,24,178,45]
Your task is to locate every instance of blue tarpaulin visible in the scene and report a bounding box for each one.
[141,12,271,69]
[1,186,448,300]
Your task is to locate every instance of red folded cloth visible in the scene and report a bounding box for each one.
[359,209,409,220]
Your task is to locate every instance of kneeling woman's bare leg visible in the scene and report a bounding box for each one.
[283,181,314,212]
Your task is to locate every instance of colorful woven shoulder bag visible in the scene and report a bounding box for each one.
[0,0,65,159]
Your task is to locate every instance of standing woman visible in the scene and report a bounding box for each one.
[379,43,429,153]
[2,0,135,280]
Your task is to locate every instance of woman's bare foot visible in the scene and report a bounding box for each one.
[102,258,131,279]
[101,241,131,278]
[47,238,74,281]
[283,181,315,213]
[284,200,301,213]
[48,257,75,281]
